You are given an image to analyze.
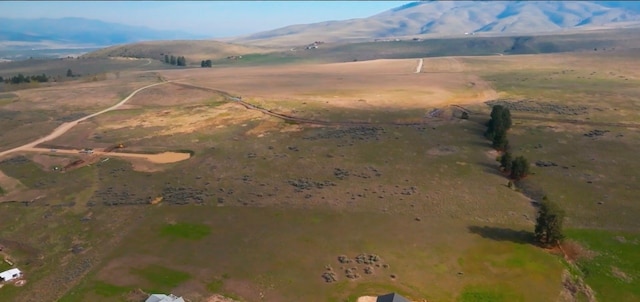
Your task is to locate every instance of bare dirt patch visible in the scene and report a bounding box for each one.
[128,158,168,172]
[561,240,598,262]
[356,296,378,302]
[96,103,264,137]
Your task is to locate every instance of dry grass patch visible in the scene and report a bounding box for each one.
[127,82,227,107]
[159,58,498,112]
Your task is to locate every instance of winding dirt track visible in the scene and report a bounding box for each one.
[0,81,169,160]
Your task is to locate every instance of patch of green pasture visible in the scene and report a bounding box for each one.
[131,264,191,292]
[507,125,640,229]
[484,70,638,100]
[160,222,211,240]
[566,229,640,302]
[458,284,522,302]
[92,281,132,297]
[459,228,564,302]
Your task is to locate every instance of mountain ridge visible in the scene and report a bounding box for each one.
[229,1,640,46]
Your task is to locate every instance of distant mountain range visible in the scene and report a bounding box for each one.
[3,1,640,58]
[230,1,640,46]
[0,17,205,49]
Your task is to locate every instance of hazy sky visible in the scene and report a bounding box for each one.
[0,1,409,37]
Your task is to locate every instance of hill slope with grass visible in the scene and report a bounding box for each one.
[82,40,278,65]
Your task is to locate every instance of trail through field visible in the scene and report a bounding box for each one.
[415,58,423,73]
[0,81,168,159]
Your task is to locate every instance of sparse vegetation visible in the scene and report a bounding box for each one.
[1,41,639,302]
[160,222,211,240]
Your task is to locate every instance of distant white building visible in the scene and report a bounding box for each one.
[0,268,22,282]
[145,293,185,302]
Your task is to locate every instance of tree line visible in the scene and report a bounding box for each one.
[164,55,187,66]
[2,73,49,84]
[484,104,564,247]
[200,60,212,68]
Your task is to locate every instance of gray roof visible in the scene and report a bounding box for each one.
[377,292,410,302]
[145,294,185,302]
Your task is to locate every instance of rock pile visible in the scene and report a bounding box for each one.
[535,160,558,167]
[288,178,336,192]
[584,129,610,137]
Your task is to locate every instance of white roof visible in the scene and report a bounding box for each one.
[145,294,185,302]
[0,268,21,279]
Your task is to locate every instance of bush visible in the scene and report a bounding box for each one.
[534,196,565,246]
[510,156,530,180]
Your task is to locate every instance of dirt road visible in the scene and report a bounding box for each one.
[415,58,424,73]
[0,81,168,160]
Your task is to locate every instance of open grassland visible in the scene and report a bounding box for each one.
[0,49,638,302]
[159,58,495,124]
[0,69,161,152]
[83,40,279,67]
[0,57,163,80]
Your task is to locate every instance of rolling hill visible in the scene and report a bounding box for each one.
[230,1,640,46]
[81,40,277,64]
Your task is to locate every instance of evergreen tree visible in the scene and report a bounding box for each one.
[510,156,530,180]
[66,69,73,77]
[534,196,565,246]
[500,151,513,172]
[0,76,3,82]
[164,55,169,64]
[170,55,176,65]
[485,105,512,140]
[178,56,186,66]
[205,59,212,67]
[201,60,205,68]
[492,130,509,151]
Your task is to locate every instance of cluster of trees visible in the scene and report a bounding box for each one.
[483,105,565,247]
[499,152,530,181]
[2,73,49,84]
[200,60,213,68]
[485,105,512,151]
[484,105,531,180]
[164,55,186,66]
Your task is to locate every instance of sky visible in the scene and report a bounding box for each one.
[0,1,409,37]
